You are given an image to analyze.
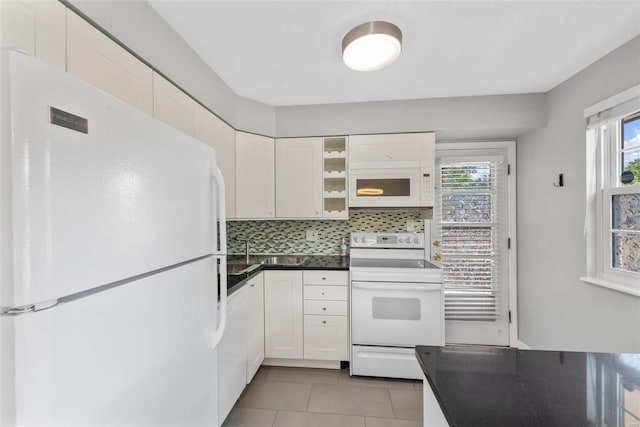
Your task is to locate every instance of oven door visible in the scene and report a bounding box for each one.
[351,281,444,347]
[349,163,421,207]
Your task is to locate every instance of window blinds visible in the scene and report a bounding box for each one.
[438,160,505,322]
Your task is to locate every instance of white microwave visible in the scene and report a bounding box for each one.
[349,161,434,207]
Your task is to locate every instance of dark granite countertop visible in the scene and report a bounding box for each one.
[225,255,349,296]
[415,345,640,427]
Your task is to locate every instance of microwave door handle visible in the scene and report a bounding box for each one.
[352,281,442,291]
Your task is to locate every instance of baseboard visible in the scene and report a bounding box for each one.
[513,340,531,349]
[262,358,341,369]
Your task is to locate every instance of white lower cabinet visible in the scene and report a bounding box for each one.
[218,286,248,425]
[302,271,349,361]
[264,271,303,359]
[304,315,348,360]
[246,273,265,383]
[263,270,349,364]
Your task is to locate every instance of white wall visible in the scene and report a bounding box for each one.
[275,93,546,141]
[517,35,640,353]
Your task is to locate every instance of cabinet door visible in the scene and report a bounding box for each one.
[275,138,323,218]
[67,10,153,115]
[303,315,348,361]
[0,0,65,70]
[349,132,435,162]
[236,132,275,219]
[152,72,199,139]
[246,273,264,382]
[264,271,303,359]
[198,108,236,219]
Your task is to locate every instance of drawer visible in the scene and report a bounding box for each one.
[304,300,348,316]
[304,285,348,301]
[303,270,348,286]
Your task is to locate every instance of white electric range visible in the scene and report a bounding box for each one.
[350,231,444,380]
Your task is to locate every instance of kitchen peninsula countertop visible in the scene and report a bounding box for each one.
[415,345,640,427]
[226,255,349,295]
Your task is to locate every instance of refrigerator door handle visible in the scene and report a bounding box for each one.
[210,163,227,350]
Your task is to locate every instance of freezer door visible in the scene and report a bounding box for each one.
[0,52,219,307]
[0,257,219,426]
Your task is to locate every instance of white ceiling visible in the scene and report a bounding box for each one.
[149,1,640,107]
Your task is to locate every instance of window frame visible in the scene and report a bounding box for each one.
[583,86,640,296]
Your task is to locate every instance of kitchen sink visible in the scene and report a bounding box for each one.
[226,263,260,275]
[261,255,308,266]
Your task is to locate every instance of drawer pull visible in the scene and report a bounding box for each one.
[322,320,327,324]
[322,292,326,295]
[322,307,327,311]
[322,277,326,280]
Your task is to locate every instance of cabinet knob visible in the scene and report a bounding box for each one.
[250,284,255,287]
[322,320,327,324]
[322,277,326,280]
[322,307,327,311]
[322,292,326,295]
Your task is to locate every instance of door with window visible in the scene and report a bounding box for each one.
[431,144,514,346]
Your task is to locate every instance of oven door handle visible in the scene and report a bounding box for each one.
[352,281,442,291]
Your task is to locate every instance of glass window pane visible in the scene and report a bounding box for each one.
[622,148,640,185]
[441,226,494,256]
[612,232,640,272]
[622,115,640,149]
[612,194,640,231]
[441,163,492,190]
[441,194,493,223]
[442,259,494,290]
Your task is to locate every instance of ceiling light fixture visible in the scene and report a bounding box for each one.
[342,21,402,72]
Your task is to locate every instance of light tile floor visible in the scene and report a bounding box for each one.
[222,366,423,427]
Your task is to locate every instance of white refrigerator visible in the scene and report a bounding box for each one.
[0,51,227,425]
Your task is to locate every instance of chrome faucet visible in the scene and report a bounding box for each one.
[236,238,250,263]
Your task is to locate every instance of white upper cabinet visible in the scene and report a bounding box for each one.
[153,73,236,218]
[349,132,435,162]
[197,107,236,219]
[152,72,199,139]
[0,0,65,70]
[236,131,275,219]
[66,10,153,115]
[275,138,323,219]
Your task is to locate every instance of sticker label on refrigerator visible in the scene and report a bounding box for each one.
[49,106,88,134]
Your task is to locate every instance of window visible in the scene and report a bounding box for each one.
[583,86,640,295]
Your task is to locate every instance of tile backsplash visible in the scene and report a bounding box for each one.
[228,209,431,255]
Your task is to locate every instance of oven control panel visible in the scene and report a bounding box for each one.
[351,233,425,249]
